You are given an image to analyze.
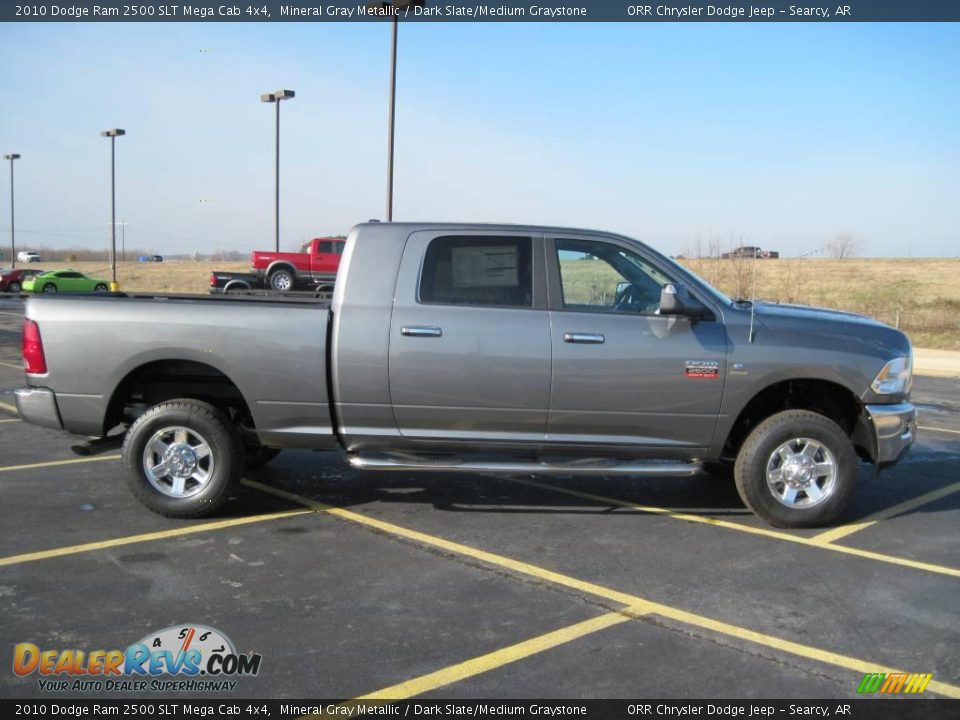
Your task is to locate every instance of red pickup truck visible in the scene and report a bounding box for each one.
[253,237,345,291]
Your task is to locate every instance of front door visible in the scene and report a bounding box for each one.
[546,235,727,453]
[388,231,551,446]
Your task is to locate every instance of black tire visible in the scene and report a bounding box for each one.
[122,399,244,518]
[245,446,281,469]
[269,268,295,291]
[94,283,108,292]
[8,281,21,293]
[734,409,858,528]
[42,283,57,294]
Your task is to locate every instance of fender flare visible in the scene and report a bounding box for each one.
[265,261,297,280]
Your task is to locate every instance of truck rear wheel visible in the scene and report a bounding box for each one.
[733,409,857,528]
[122,399,244,518]
[269,268,294,291]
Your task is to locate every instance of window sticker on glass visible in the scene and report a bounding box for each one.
[451,246,519,288]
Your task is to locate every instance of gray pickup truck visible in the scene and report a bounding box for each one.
[15,223,916,527]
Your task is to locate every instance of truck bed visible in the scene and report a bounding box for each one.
[24,292,336,448]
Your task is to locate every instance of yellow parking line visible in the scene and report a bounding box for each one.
[919,425,960,436]
[0,400,17,413]
[240,479,645,606]
[241,479,960,699]
[0,454,121,474]
[811,482,960,544]
[507,478,960,578]
[0,509,313,568]
[0,359,21,370]
[358,607,643,701]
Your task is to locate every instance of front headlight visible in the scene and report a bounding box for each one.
[871,356,912,395]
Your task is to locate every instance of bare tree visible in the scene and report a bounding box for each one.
[826,233,860,259]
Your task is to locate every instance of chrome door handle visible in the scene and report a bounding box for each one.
[401,325,443,338]
[563,332,605,344]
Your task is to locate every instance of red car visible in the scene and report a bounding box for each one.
[0,267,46,293]
[253,237,345,291]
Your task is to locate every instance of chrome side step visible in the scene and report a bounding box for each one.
[347,452,700,477]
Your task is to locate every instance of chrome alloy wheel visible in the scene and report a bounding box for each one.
[765,437,837,509]
[271,271,293,291]
[142,426,215,498]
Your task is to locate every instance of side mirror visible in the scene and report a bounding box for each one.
[660,283,707,320]
[615,281,631,304]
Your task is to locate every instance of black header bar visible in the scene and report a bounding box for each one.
[4,1,960,23]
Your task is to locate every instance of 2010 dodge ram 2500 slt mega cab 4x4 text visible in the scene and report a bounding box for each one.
[16,223,916,527]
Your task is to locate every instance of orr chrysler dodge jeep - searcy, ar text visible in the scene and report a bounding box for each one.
[16,223,916,527]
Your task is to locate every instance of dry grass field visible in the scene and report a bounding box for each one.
[15,257,960,350]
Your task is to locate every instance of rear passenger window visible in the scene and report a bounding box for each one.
[420,236,533,308]
[317,241,333,254]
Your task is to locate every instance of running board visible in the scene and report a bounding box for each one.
[347,452,701,477]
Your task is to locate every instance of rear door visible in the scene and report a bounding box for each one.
[388,230,551,446]
[545,233,727,453]
[310,239,345,276]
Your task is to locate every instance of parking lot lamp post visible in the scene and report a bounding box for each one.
[369,0,424,222]
[260,89,295,253]
[100,129,125,290]
[4,154,19,269]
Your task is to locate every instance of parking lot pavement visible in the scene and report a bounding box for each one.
[0,296,957,700]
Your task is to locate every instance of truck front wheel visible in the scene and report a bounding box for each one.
[268,268,295,291]
[733,409,857,528]
[122,399,244,518]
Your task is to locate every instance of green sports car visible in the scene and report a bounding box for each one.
[22,270,111,294]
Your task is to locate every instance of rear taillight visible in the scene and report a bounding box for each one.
[22,318,47,374]
[209,273,217,287]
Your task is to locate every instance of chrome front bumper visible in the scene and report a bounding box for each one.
[15,387,63,430]
[865,402,916,466]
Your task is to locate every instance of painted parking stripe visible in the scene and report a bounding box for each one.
[0,508,313,568]
[0,418,21,423]
[0,310,23,316]
[0,400,17,413]
[919,425,960,436]
[358,607,644,701]
[0,359,21,369]
[241,479,960,699]
[810,481,960,544]
[0,454,121,474]
[507,478,960,579]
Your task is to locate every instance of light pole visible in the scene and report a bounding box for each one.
[100,129,125,289]
[260,89,295,252]
[369,0,424,222]
[4,153,19,269]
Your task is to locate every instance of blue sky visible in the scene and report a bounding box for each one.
[1,21,957,257]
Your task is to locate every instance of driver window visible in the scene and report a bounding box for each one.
[555,239,671,315]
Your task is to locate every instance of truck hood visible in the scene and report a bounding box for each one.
[752,301,911,359]
[755,302,887,328]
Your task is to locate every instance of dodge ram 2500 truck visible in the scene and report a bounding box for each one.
[15,223,916,527]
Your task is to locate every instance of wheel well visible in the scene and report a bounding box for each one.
[267,262,296,278]
[105,360,253,434]
[722,379,868,462]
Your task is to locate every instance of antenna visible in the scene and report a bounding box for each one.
[748,246,759,343]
